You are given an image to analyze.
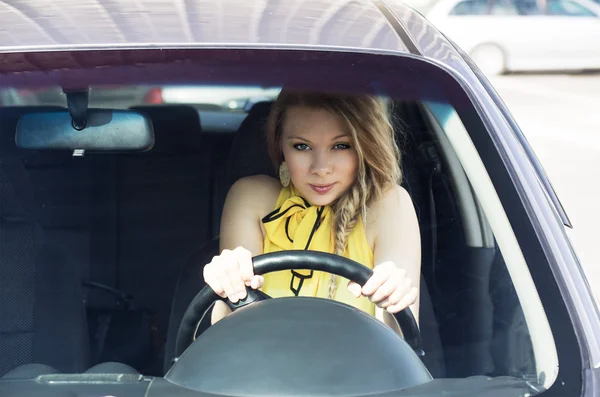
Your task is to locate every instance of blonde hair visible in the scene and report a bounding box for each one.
[266,89,402,298]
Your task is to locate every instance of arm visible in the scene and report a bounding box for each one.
[219,176,272,256]
[206,175,280,323]
[372,184,422,317]
[355,185,422,324]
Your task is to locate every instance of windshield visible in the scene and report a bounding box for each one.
[0,76,561,396]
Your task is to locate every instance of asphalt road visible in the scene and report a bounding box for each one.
[489,73,600,291]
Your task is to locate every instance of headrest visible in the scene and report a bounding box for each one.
[130,105,202,155]
[225,102,276,186]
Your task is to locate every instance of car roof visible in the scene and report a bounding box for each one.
[0,0,401,51]
[0,0,466,67]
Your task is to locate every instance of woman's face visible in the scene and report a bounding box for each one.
[280,106,359,206]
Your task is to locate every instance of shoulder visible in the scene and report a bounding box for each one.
[382,184,412,206]
[366,184,420,253]
[225,175,281,214]
[228,174,281,198]
[366,184,418,238]
[368,184,414,222]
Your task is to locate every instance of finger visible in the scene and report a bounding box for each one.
[347,281,362,298]
[203,262,227,298]
[205,275,226,298]
[369,274,401,304]
[215,251,242,301]
[378,276,412,307]
[386,287,419,314]
[221,250,248,300]
[215,269,239,303]
[235,247,255,283]
[377,281,410,308]
[362,263,394,296]
[250,275,264,290]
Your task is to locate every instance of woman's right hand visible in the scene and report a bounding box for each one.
[202,246,265,303]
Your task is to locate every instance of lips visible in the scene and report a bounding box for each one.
[309,183,335,194]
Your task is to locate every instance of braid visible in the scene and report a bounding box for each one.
[328,183,363,299]
[264,89,402,301]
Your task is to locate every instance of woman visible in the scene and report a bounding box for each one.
[203,89,421,327]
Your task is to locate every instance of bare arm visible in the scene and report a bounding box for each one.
[372,184,422,316]
[219,175,277,256]
[205,176,279,323]
[354,185,421,326]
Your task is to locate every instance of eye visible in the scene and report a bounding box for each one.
[333,143,351,150]
[293,143,310,151]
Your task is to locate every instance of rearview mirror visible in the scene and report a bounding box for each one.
[16,109,154,153]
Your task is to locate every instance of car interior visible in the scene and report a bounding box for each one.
[0,83,537,386]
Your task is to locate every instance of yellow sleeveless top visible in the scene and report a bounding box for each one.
[260,185,376,316]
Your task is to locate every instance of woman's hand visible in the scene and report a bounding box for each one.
[203,246,265,303]
[347,261,418,313]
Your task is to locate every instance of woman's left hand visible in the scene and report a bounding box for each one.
[347,261,418,313]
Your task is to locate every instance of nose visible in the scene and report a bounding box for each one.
[310,151,332,177]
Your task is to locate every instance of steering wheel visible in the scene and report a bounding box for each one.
[175,250,423,358]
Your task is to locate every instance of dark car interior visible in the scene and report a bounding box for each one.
[0,89,535,385]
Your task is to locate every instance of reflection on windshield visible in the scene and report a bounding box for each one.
[0,85,281,111]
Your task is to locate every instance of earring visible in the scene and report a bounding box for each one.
[279,161,290,187]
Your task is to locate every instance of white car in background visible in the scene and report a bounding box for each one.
[415,0,600,75]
